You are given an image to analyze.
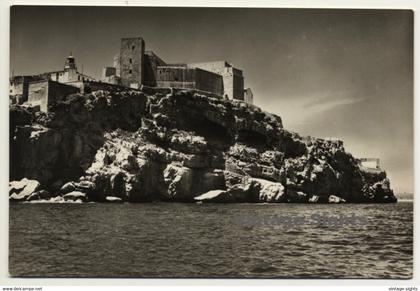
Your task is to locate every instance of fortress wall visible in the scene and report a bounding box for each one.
[188,61,228,75]
[101,75,121,85]
[10,81,26,104]
[28,80,79,112]
[156,66,224,96]
[156,66,196,89]
[222,72,244,100]
[143,52,166,87]
[232,73,244,100]
[28,80,49,112]
[244,88,253,104]
[101,67,119,84]
[10,76,42,104]
[48,80,80,105]
[190,61,244,100]
[83,81,132,93]
[194,68,224,96]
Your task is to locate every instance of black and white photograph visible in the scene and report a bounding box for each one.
[7,5,414,281]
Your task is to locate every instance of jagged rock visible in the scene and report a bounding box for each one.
[11,125,63,184]
[51,179,64,192]
[9,90,397,203]
[48,196,65,203]
[182,154,209,168]
[194,190,234,203]
[75,180,96,191]
[125,159,166,202]
[163,164,193,200]
[169,131,208,154]
[200,169,226,193]
[26,190,52,201]
[328,195,345,203]
[285,189,309,203]
[73,180,104,201]
[162,164,226,201]
[60,182,76,194]
[106,196,123,203]
[227,183,254,202]
[9,178,41,201]
[10,104,33,130]
[309,195,319,203]
[9,179,30,193]
[110,172,126,199]
[362,177,396,203]
[224,178,286,203]
[224,170,245,189]
[10,90,147,185]
[250,178,286,202]
[63,191,87,202]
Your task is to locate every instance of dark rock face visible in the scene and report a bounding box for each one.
[10,90,147,186]
[9,90,397,203]
[27,190,52,201]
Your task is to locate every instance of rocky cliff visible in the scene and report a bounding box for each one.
[9,89,397,203]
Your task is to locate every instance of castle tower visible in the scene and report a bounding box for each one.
[120,37,145,88]
[61,53,79,83]
[64,53,77,71]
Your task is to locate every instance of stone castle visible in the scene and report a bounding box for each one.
[10,36,253,112]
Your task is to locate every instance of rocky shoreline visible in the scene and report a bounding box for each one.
[9,89,397,203]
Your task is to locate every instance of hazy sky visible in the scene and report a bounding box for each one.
[10,7,413,193]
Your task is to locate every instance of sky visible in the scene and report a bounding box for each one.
[10,7,413,193]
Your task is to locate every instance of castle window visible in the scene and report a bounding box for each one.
[78,75,80,81]
[132,45,135,50]
[129,58,132,64]
[129,69,132,74]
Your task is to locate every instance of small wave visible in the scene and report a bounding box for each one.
[250,265,279,273]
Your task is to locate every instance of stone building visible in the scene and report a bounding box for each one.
[27,79,79,112]
[10,75,44,104]
[143,51,167,87]
[44,54,95,87]
[10,36,254,113]
[10,54,96,112]
[156,65,224,96]
[102,36,252,103]
[189,61,244,100]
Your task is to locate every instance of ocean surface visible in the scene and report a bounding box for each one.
[9,202,413,278]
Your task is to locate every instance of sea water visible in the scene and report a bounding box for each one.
[9,201,413,278]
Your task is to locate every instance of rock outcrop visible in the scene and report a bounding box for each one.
[9,89,397,203]
[9,178,41,201]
